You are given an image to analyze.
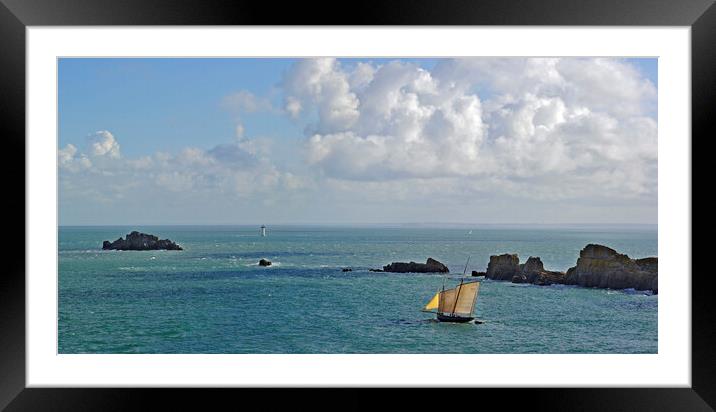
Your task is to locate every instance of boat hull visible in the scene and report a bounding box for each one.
[437,313,474,323]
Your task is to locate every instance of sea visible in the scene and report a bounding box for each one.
[58,225,658,354]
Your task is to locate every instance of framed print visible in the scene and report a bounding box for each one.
[3,0,713,409]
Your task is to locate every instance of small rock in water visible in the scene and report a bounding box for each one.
[258,259,272,266]
[342,268,353,272]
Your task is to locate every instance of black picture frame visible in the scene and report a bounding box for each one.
[2,0,712,409]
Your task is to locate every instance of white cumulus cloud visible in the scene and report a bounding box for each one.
[89,130,121,158]
[58,143,92,172]
[282,58,360,133]
[282,57,657,200]
[59,130,304,205]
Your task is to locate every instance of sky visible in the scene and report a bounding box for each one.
[58,57,658,226]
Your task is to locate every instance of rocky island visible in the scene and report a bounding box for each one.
[382,257,449,273]
[102,231,183,251]
[485,254,566,286]
[480,244,657,293]
[565,244,658,292]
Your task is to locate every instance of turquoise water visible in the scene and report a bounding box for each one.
[58,225,658,353]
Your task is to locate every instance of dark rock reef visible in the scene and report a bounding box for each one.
[486,255,565,285]
[383,258,449,273]
[102,231,182,251]
[565,244,658,293]
[258,259,272,267]
[518,257,567,286]
[481,244,657,293]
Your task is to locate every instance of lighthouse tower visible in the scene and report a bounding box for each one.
[260,225,267,237]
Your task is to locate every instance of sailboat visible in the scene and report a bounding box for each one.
[423,279,480,322]
[422,257,480,323]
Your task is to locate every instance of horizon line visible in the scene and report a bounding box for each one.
[58,222,658,228]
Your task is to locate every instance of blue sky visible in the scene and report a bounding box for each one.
[58,57,658,225]
[59,58,449,158]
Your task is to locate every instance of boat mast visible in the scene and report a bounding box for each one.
[451,278,464,315]
[439,277,446,315]
[447,256,470,316]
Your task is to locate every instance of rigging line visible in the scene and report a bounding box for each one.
[469,282,479,317]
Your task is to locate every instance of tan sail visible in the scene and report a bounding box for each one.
[453,281,479,316]
[438,287,458,314]
[438,281,480,316]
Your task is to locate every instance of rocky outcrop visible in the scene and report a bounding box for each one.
[258,259,272,266]
[482,245,656,292]
[383,258,449,273]
[511,274,527,283]
[487,254,567,285]
[471,271,486,277]
[521,256,544,273]
[102,231,182,251]
[635,257,658,273]
[565,244,658,293]
[485,254,520,280]
[519,257,567,286]
[529,270,568,286]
